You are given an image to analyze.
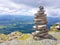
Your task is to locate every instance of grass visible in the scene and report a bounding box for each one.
[11,31,22,36]
[0,26,7,29]
[16,34,32,40]
[0,34,9,41]
[0,31,60,45]
[49,24,60,32]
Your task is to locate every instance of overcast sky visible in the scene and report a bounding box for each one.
[0,0,60,17]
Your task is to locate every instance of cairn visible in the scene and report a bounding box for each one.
[32,6,56,40]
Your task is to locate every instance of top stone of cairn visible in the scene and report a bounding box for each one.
[39,6,44,10]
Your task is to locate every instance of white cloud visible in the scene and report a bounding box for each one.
[0,0,38,15]
[45,7,60,17]
[0,0,60,17]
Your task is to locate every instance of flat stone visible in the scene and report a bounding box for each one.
[33,25,47,30]
[34,19,47,22]
[35,15,46,19]
[33,25,46,28]
[33,36,43,40]
[38,33,48,36]
[34,21,47,24]
[35,13,46,17]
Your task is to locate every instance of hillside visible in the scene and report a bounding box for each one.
[0,31,60,45]
[0,15,60,34]
[49,24,60,32]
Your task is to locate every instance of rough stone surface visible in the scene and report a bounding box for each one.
[32,6,56,40]
[0,32,60,45]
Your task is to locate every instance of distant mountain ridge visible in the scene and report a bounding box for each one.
[0,15,60,34]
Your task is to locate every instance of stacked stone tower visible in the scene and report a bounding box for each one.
[32,6,50,40]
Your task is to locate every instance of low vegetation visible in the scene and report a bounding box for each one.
[49,24,60,32]
[0,31,60,45]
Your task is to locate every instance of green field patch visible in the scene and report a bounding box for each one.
[16,34,32,40]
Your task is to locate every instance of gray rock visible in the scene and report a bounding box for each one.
[32,6,56,40]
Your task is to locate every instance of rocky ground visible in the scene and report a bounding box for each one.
[0,31,60,45]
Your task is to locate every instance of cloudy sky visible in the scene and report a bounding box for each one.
[0,0,60,17]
